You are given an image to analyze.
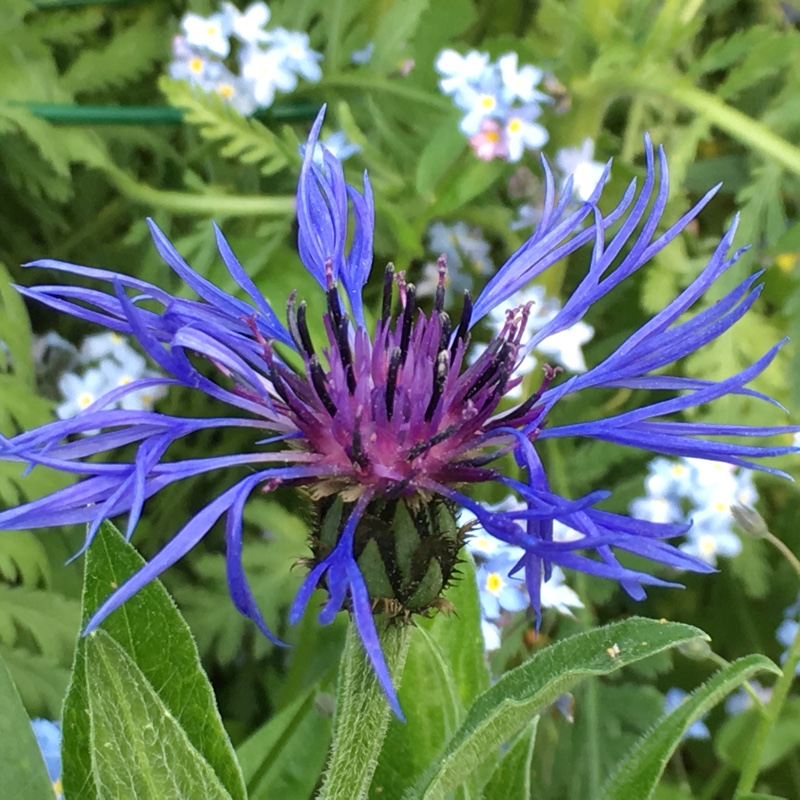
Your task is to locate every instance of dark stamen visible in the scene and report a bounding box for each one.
[286,293,305,353]
[425,350,449,421]
[350,426,369,468]
[434,255,447,313]
[437,312,451,352]
[336,316,357,394]
[296,301,315,357]
[309,355,337,417]
[385,346,402,420]
[450,290,472,360]
[399,283,416,363]
[407,424,458,460]
[381,263,394,323]
[492,394,541,426]
[327,285,344,332]
[464,342,512,402]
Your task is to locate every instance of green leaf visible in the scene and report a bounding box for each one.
[408,618,707,800]
[0,649,55,800]
[160,78,294,176]
[84,630,233,799]
[599,655,780,800]
[61,10,167,95]
[371,556,489,799]
[415,115,468,197]
[62,521,246,800]
[482,719,538,800]
[237,686,333,800]
[736,795,789,800]
[716,697,800,773]
[0,260,33,384]
[371,0,429,71]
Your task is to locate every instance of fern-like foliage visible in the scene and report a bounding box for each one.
[159,77,297,176]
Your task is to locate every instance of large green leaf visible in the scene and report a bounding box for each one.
[84,631,232,799]
[371,556,489,799]
[482,719,538,800]
[406,618,707,800]
[62,520,246,800]
[0,650,54,799]
[599,655,780,800]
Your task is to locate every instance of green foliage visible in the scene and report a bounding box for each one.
[600,655,780,800]
[62,521,246,800]
[160,78,296,176]
[0,650,55,800]
[408,618,706,799]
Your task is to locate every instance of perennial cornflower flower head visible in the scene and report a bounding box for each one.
[1,108,796,717]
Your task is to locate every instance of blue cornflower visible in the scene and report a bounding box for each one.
[0,108,796,717]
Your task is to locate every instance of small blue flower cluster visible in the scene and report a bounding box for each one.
[434,50,551,162]
[463,498,583,651]
[35,331,166,419]
[31,718,62,799]
[630,457,757,566]
[169,2,322,115]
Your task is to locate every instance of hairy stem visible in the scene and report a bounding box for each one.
[318,621,412,800]
[734,604,800,796]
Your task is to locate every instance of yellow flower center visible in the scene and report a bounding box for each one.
[485,130,500,144]
[117,375,134,387]
[486,572,503,593]
[77,392,94,409]
[507,118,522,134]
[699,535,717,556]
[189,57,204,74]
[217,83,236,99]
[206,24,219,36]
[670,465,687,476]
[775,253,797,272]
[479,94,496,112]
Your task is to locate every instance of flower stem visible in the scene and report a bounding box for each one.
[734,606,800,796]
[99,160,296,217]
[318,620,412,800]
[667,84,800,176]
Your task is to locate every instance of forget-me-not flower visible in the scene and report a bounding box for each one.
[1,108,796,717]
[31,718,63,799]
[555,139,608,202]
[181,11,231,58]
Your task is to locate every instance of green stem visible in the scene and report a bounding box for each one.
[318,621,412,800]
[317,75,452,111]
[18,101,318,126]
[99,161,295,217]
[734,617,800,796]
[616,77,800,176]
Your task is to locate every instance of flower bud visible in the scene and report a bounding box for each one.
[312,496,463,616]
